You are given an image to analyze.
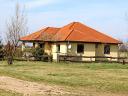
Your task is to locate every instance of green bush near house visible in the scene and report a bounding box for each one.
[32,47,44,60]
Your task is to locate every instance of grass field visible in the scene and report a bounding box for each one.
[0,61,128,96]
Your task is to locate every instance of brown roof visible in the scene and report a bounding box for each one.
[20,22,121,44]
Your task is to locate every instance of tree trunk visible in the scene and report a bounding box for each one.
[7,56,13,65]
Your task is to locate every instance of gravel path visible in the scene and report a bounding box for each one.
[0,76,69,96]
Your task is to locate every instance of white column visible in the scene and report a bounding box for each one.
[52,43,58,61]
[35,43,39,48]
[22,42,25,51]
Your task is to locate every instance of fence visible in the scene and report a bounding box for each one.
[58,55,128,64]
[14,55,52,62]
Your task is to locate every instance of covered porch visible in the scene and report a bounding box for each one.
[21,41,52,55]
[21,41,52,61]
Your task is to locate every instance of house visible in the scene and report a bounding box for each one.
[20,22,121,62]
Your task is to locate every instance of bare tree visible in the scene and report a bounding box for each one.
[5,3,27,65]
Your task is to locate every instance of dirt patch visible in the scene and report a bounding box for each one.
[0,76,69,96]
[0,76,127,96]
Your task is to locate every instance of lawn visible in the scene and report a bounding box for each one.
[0,61,128,96]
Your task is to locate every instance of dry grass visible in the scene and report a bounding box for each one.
[0,89,22,96]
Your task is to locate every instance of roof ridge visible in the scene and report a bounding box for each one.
[65,29,74,41]
[36,27,49,40]
[69,22,76,30]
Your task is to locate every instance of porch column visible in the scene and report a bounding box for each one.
[52,43,58,62]
[35,43,39,48]
[22,42,25,51]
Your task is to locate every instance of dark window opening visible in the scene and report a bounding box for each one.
[104,45,110,54]
[33,43,35,48]
[77,44,84,53]
[39,43,44,48]
[95,44,98,48]
[57,44,60,52]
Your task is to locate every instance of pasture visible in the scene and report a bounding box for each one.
[0,61,128,96]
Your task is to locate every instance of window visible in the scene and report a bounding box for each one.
[39,43,44,48]
[104,45,110,54]
[77,44,84,53]
[95,44,98,48]
[57,44,60,52]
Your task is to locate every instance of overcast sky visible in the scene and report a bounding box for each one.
[0,0,128,41]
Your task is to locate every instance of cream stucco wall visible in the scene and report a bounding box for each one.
[95,44,118,61]
[51,42,96,61]
[52,42,67,61]
[44,42,51,55]
[22,41,119,62]
[83,43,95,61]
[69,43,95,61]
[68,43,76,55]
[60,43,67,54]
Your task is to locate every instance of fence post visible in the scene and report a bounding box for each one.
[57,54,60,63]
[122,60,125,65]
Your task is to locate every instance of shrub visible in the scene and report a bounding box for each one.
[14,48,23,58]
[32,47,44,60]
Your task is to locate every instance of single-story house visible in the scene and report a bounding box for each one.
[20,22,121,61]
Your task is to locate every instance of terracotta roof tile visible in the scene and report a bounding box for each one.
[20,27,60,41]
[53,22,121,43]
[20,22,121,44]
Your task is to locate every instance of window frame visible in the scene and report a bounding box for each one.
[39,43,44,48]
[57,44,60,53]
[77,44,84,54]
[95,43,98,48]
[104,44,110,54]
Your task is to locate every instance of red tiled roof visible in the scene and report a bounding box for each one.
[20,27,60,41]
[20,22,121,44]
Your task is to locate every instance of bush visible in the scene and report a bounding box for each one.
[14,48,23,58]
[22,47,49,61]
[32,47,44,60]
